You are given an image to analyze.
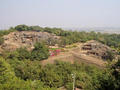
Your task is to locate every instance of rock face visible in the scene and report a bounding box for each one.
[1,31,60,51]
[82,40,114,59]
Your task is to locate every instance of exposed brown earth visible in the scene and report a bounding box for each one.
[41,43,106,68]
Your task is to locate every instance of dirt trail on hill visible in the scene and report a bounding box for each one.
[71,51,105,67]
[41,47,106,68]
[41,52,74,65]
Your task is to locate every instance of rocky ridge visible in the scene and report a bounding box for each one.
[0,31,60,51]
[82,40,115,59]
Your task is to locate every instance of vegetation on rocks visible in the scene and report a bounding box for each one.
[13,25,120,49]
[0,25,120,90]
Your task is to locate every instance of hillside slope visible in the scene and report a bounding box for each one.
[41,43,106,68]
[0,31,113,68]
[0,31,60,51]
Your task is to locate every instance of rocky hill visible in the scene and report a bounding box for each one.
[82,40,115,59]
[0,31,60,51]
[0,31,116,67]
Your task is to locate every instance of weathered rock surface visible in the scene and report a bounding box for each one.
[82,40,115,59]
[1,31,60,51]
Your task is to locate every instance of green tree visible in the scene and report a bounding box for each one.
[31,42,49,60]
[111,59,120,89]
[105,50,115,61]
[17,48,31,60]
[14,60,42,80]
[0,57,15,84]
[15,24,30,31]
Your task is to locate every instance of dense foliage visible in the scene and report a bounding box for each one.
[0,25,120,89]
[15,25,30,31]
[2,42,49,61]
[0,55,119,90]
[31,42,49,60]
[13,25,120,49]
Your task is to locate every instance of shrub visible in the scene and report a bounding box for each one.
[14,60,42,80]
[105,50,115,61]
[31,42,49,61]
[0,37,4,45]
[17,48,31,60]
[15,24,30,31]
[0,57,15,84]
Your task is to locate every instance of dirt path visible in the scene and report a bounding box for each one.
[41,46,106,68]
[41,52,74,65]
[71,51,106,67]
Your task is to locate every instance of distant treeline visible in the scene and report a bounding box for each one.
[1,24,120,52]
[14,25,120,47]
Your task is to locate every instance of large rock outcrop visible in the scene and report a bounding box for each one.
[0,31,60,51]
[82,40,116,59]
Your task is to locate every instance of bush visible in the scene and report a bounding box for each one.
[15,24,30,31]
[7,51,19,59]
[40,64,63,88]
[5,48,30,60]
[31,42,49,61]
[110,59,120,89]
[105,50,115,61]
[0,37,4,45]
[0,57,15,84]
[14,60,42,80]
[17,48,31,60]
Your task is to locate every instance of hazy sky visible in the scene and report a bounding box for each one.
[0,0,120,29]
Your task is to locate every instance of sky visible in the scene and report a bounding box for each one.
[0,0,120,29]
